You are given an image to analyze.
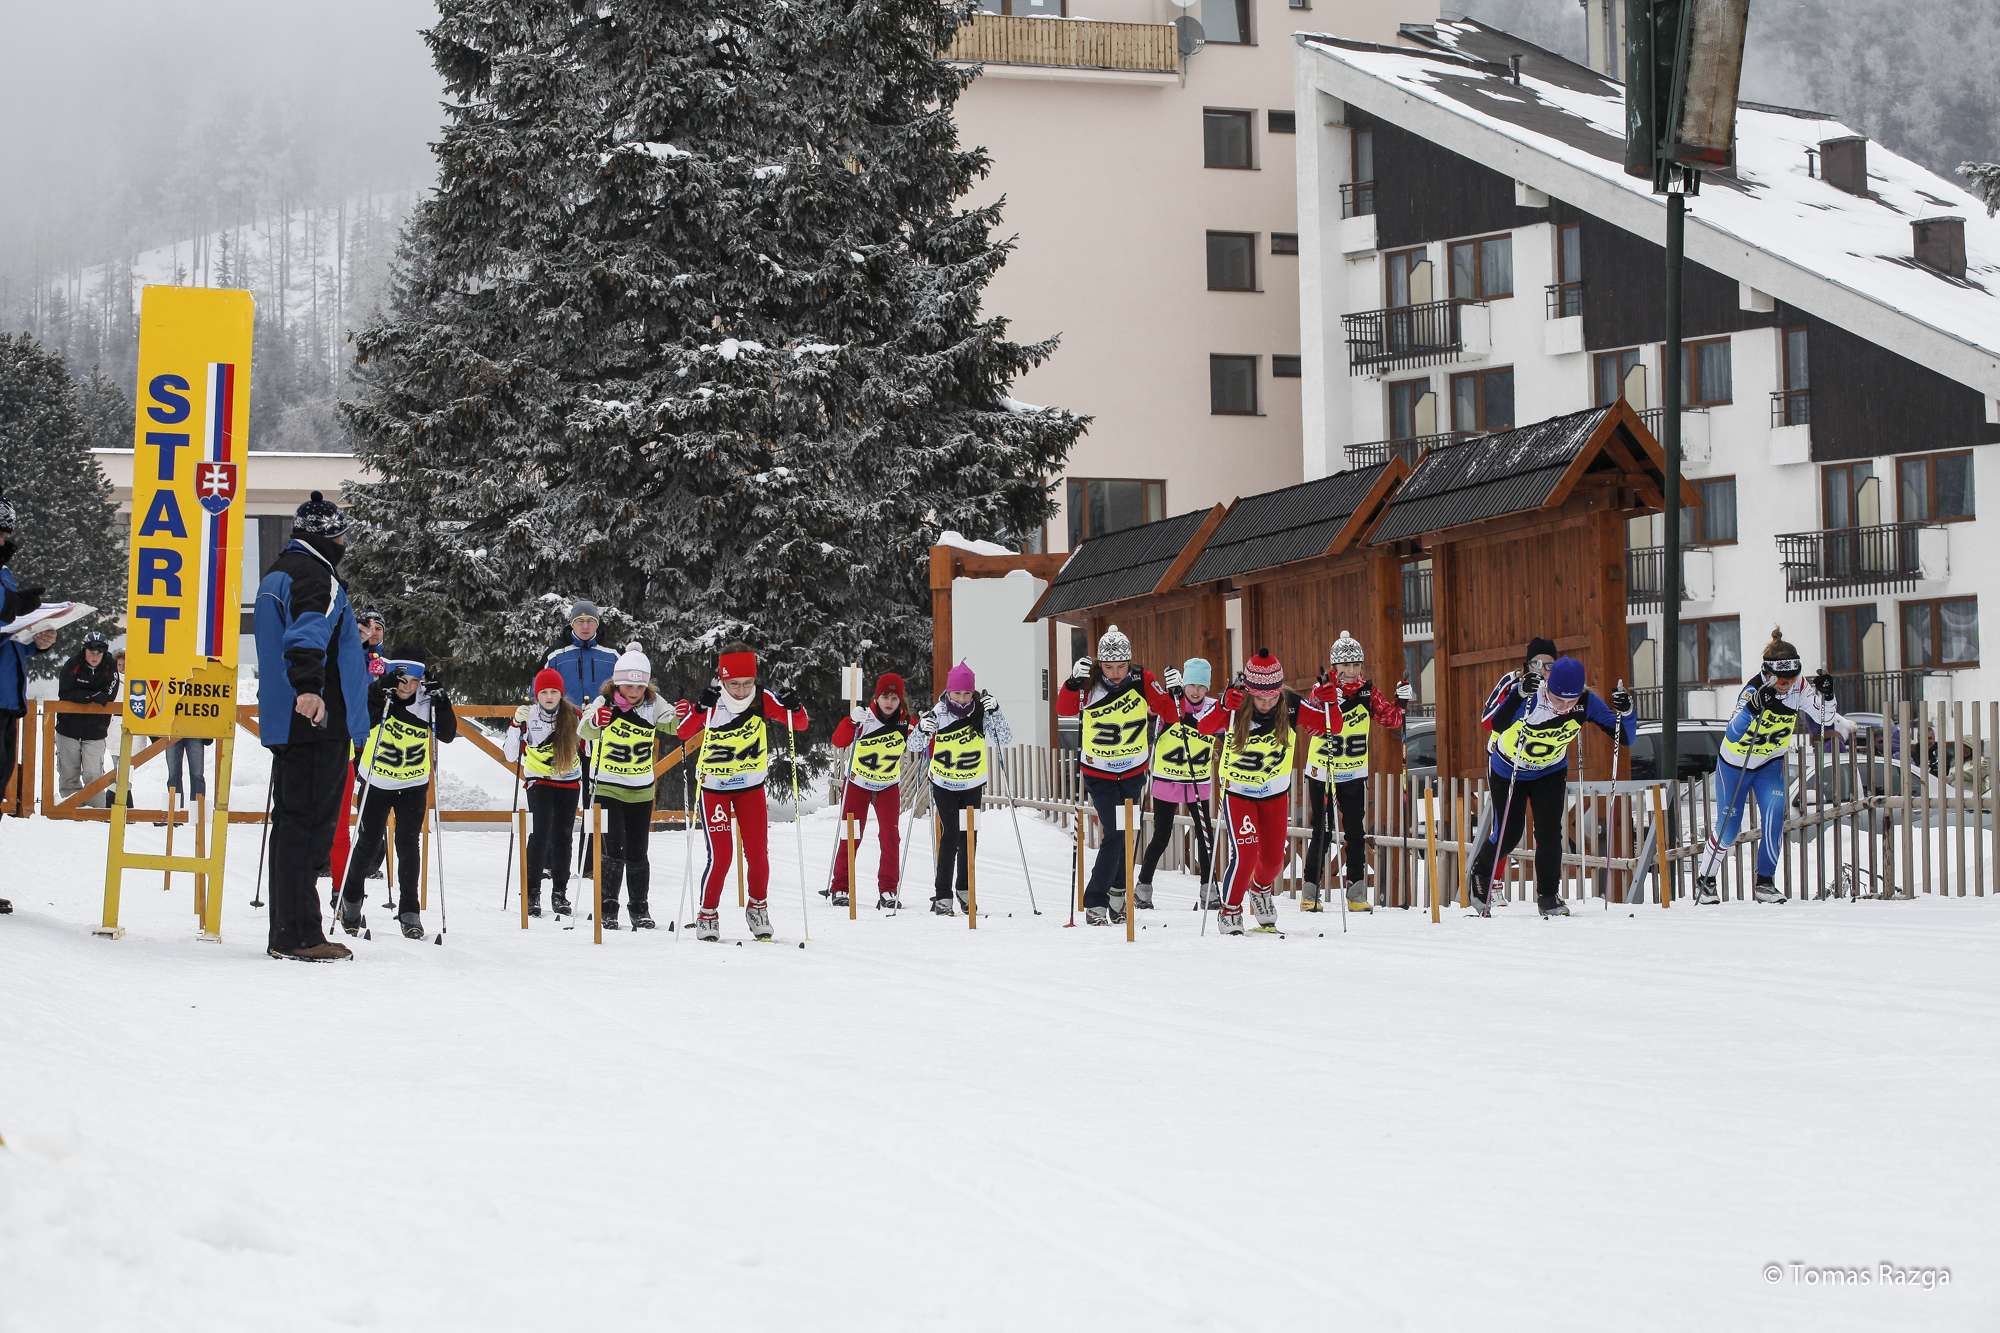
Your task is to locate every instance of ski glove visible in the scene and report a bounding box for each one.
[850,704,869,725]
[1756,682,1785,714]
[768,686,798,712]
[977,689,997,713]
[697,684,721,711]
[1162,667,1182,692]
[1812,668,1836,701]
[1610,687,1634,717]
[673,699,694,724]
[1069,657,1092,689]
[512,705,531,726]
[13,586,42,617]
[1223,686,1246,712]
[1517,670,1542,699]
[592,704,614,727]
[919,713,938,734]
[1395,679,1414,703]
[1309,679,1342,705]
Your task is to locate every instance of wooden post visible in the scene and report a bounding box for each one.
[386,811,397,890]
[516,808,530,929]
[1123,798,1137,943]
[1651,784,1670,909]
[420,798,431,911]
[1426,783,1440,924]
[163,785,177,892]
[734,829,746,907]
[845,813,858,921]
[1455,779,1470,908]
[1075,804,1087,912]
[965,805,978,930]
[593,800,605,944]
[94,729,134,938]
[194,793,208,921]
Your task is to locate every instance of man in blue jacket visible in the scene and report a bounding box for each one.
[544,599,617,705]
[253,491,371,961]
[0,496,57,917]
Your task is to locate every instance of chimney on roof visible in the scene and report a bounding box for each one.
[1820,135,1868,196]
[1508,53,1522,84]
[1912,216,1968,280]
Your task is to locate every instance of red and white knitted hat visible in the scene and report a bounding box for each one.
[1244,648,1285,690]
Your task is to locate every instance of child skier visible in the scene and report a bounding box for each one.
[673,642,810,942]
[578,642,680,929]
[503,666,583,918]
[1134,657,1220,911]
[1055,625,1179,925]
[1695,630,1850,905]
[828,672,912,910]
[1468,653,1634,918]
[909,661,1012,916]
[1302,631,1411,913]
[337,655,458,940]
[1197,649,1336,935]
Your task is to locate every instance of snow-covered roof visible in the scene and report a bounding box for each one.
[1297,20,2000,396]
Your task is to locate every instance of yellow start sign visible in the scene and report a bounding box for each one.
[123,287,254,738]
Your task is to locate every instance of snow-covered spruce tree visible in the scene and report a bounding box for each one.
[0,334,129,671]
[1961,161,2000,216]
[343,0,1083,746]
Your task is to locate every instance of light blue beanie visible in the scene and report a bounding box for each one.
[1181,657,1212,689]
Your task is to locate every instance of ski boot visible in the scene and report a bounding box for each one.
[629,901,657,930]
[694,910,720,942]
[1246,887,1277,932]
[1195,883,1222,912]
[527,887,544,919]
[931,895,956,917]
[955,887,972,917]
[1109,889,1127,925]
[1084,906,1111,927]
[1216,905,1245,936]
[600,902,621,930]
[746,899,773,940]
[398,911,426,940]
[1299,881,1325,913]
[552,887,572,918]
[268,940,352,962]
[1752,877,1786,904]
[877,891,902,911]
[1345,877,1373,913]
[829,888,851,908]
[1133,880,1155,911]
[1538,899,1570,919]
[0,898,11,914]
[1694,876,1722,906]
[1468,871,1494,918]
[339,895,366,937]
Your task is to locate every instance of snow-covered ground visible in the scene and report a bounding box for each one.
[3,799,1995,1332]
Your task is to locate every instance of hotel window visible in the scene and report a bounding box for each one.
[1898,451,1975,524]
[1210,355,1258,415]
[1681,476,1738,546]
[1203,109,1254,169]
[1206,231,1257,291]
[1267,110,1296,134]
[1450,367,1514,433]
[1272,355,1302,379]
[1677,617,1743,686]
[1271,232,1299,255]
[1201,0,1251,43]
[1066,479,1165,547]
[1593,348,1642,406]
[1447,234,1513,300]
[1902,597,1979,670]
[1675,336,1733,407]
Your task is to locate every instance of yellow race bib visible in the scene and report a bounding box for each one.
[1219,727,1296,798]
[1493,715,1582,773]
[1081,686,1151,773]
[929,719,989,790]
[360,712,432,790]
[1308,699,1372,779]
[698,709,770,790]
[1152,719,1215,783]
[597,712,662,787]
[1722,707,1797,763]
[849,726,908,792]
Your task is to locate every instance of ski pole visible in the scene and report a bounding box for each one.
[501,714,525,909]
[994,745,1039,915]
[568,732,603,931]
[1606,679,1623,910]
[787,693,809,942]
[1486,688,1530,906]
[1207,674,1244,936]
[675,754,694,943]
[428,695,448,946]
[250,767,274,908]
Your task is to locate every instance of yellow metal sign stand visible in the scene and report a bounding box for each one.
[96,286,254,941]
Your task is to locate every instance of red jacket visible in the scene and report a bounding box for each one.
[1198,691,1345,739]
[1056,669,1179,780]
[831,704,910,748]
[1305,676,1405,732]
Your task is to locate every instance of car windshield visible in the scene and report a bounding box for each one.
[1629,728,1723,781]
[1405,728,1437,766]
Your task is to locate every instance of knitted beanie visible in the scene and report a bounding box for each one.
[872,672,906,702]
[612,641,652,686]
[533,667,565,697]
[293,490,348,538]
[1097,625,1132,664]
[946,660,976,692]
[1547,656,1586,699]
[1181,657,1212,689]
[1244,648,1285,690]
[1329,630,1364,665]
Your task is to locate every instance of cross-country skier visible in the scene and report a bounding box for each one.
[337,653,458,940]
[673,642,810,941]
[578,643,681,929]
[503,666,583,918]
[1198,649,1337,935]
[827,671,912,910]
[1468,652,1634,918]
[1301,631,1410,913]
[909,661,1012,916]
[1056,626,1178,925]
[1134,656,1220,911]
[1695,629,1850,905]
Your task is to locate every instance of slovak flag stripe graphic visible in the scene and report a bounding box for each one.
[195,361,237,659]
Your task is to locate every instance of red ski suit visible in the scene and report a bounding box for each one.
[676,689,810,911]
[1199,694,1339,906]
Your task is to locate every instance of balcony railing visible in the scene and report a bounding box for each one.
[1403,563,1433,633]
[1827,669,1924,718]
[1344,298,1467,374]
[943,14,1178,74]
[1771,388,1811,427]
[1776,523,1925,600]
[1627,546,1666,611]
[1341,180,1377,219]
[1629,685,1699,723]
[1345,431,1472,471]
[1545,281,1583,319]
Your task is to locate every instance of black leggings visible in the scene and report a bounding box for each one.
[1138,795,1216,886]
[341,783,427,913]
[592,794,654,911]
[1303,777,1368,887]
[526,782,578,896]
[932,784,983,899]
[1468,768,1568,905]
[1084,771,1149,907]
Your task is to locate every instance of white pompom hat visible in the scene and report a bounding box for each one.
[612,641,653,686]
